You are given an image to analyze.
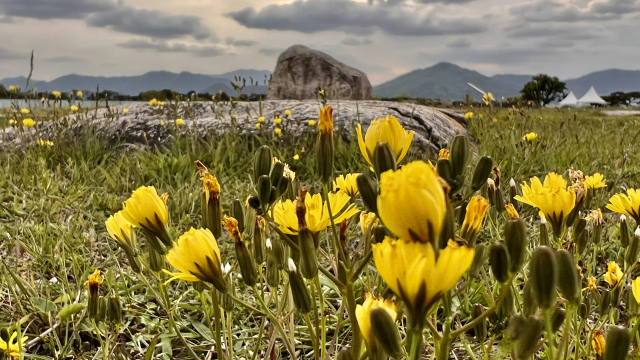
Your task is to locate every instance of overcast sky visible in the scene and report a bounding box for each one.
[0,0,639,84]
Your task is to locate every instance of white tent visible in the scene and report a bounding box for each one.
[577,86,607,106]
[559,91,579,107]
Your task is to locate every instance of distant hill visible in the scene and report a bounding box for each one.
[374,62,521,100]
[490,74,533,89]
[0,70,272,96]
[564,69,640,97]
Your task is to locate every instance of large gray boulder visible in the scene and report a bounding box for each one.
[268,45,373,100]
[2,100,467,152]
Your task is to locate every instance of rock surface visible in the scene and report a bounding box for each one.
[2,100,467,152]
[268,45,373,100]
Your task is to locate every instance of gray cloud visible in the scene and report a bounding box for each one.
[341,37,373,46]
[0,0,116,20]
[87,5,213,39]
[509,0,640,23]
[505,24,601,41]
[225,37,257,47]
[0,16,15,23]
[0,47,24,60]
[227,0,487,36]
[118,39,225,58]
[259,47,285,56]
[447,38,472,48]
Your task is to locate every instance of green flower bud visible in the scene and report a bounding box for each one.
[530,246,557,310]
[253,219,265,265]
[370,308,403,359]
[620,215,630,248]
[0,328,10,342]
[512,316,545,360]
[489,242,510,283]
[611,308,620,324]
[509,178,519,204]
[266,253,280,287]
[439,199,455,249]
[625,227,640,269]
[147,245,165,272]
[219,276,235,312]
[494,187,506,213]
[257,175,272,210]
[253,145,272,183]
[271,236,286,269]
[248,195,261,210]
[270,161,285,193]
[235,239,257,287]
[436,158,454,188]
[599,290,611,316]
[471,156,493,191]
[373,142,397,179]
[142,229,167,256]
[472,303,487,340]
[231,199,245,233]
[449,135,469,179]
[123,251,142,274]
[573,218,588,256]
[469,243,487,276]
[551,308,566,333]
[96,296,107,322]
[578,302,588,319]
[603,326,630,360]
[628,286,640,316]
[107,296,123,325]
[504,217,527,273]
[555,249,580,304]
[457,200,468,227]
[498,286,516,319]
[317,122,334,185]
[373,225,387,244]
[298,227,318,279]
[356,173,378,213]
[288,258,312,313]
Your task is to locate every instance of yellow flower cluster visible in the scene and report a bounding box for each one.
[273,192,359,235]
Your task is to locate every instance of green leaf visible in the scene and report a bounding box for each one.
[144,333,161,360]
[59,303,86,321]
[187,316,212,341]
[30,297,56,314]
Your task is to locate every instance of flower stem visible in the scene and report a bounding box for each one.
[252,284,298,360]
[323,183,350,268]
[545,309,557,360]
[211,289,225,360]
[437,320,452,360]
[304,313,320,360]
[345,279,363,357]
[407,316,425,360]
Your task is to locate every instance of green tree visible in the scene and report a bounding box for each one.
[520,74,567,105]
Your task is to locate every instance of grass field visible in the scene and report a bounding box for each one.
[1,99,640,360]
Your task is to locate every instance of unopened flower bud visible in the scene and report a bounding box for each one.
[530,246,557,310]
[573,218,588,256]
[96,296,107,322]
[224,216,257,287]
[522,281,538,316]
[540,216,550,246]
[555,249,580,304]
[317,105,334,184]
[253,217,265,264]
[449,135,469,180]
[469,243,487,276]
[231,199,245,233]
[356,173,378,213]
[257,175,273,211]
[266,254,280,287]
[620,215,630,247]
[487,178,496,206]
[373,142,397,178]
[147,245,164,272]
[0,328,9,343]
[253,146,273,183]
[603,326,630,360]
[197,161,223,239]
[471,156,493,191]
[436,158,454,188]
[85,270,103,320]
[504,217,527,273]
[551,308,566,333]
[599,289,611,316]
[472,303,486,340]
[370,307,403,359]
[107,296,123,325]
[510,315,545,360]
[625,227,640,269]
[489,242,510,283]
[288,258,312,313]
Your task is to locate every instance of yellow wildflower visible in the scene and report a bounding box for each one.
[460,195,490,243]
[121,186,170,245]
[8,119,16,125]
[482,92,494,105]
[175,118,184,126]
[85,269,103,290]
[293,154,300,161]
[70,105,79,112]
[586,209,604,226]
[22,118,36,127]
[355,293,397,344]
[360,211,379,234]
[587,276,597,292]
[515,172,576,236]
[105,211,136,250]
[123,108,129,114]
[285,109,292,117]
[149,99,158,106]
[52,91,61,98]
[0,331,28,358]
[273,191,359,235]
[603,261,623,288]
[592,330,605,356]
[76,90,83,98]
[158,101,165,107]
[334,173,360,197]
[438,148,450,160]
[275,128,282,135]
[274,116,282,125]
[506,203,519,218]
[356,115,414,167]
[632,277,640,304]
[464,112,473,119]
[163,228,227,292]
[318,105,333,135]
[256,123,261,129]
[585,173,607,189]
[607,189,640,223]
[258,116,265,123]
[378,161,445,243]
[523,132,537,142]
[308,120,317,126]
[20,108,29,114]
[8,85,17,92]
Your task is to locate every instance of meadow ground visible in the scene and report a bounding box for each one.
[1,101,640,359]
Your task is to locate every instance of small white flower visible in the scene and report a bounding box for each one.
[265,238,272,250]
[288,258,297,273]
[50,277,58,284]
[509,178,516,187]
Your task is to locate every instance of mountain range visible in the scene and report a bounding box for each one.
[0,69,271,96]
[374,63,640,100]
